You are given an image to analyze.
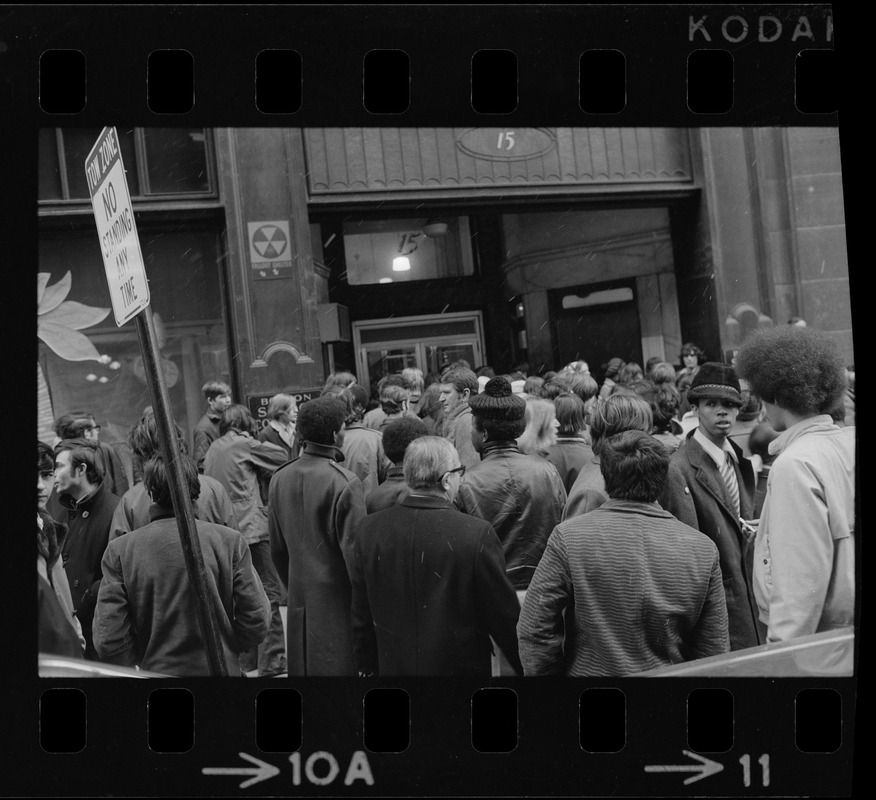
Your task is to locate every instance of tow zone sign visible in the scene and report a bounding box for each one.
[85,127,150,326]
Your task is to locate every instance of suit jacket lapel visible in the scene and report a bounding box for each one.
[687,438,738,521]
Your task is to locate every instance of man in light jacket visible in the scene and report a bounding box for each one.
[736,326,855,643]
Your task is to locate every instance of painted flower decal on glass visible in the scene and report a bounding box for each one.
[38,272,111,444]
[38,271,111,361]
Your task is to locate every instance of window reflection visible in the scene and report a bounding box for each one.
[38,226,230,478]
[343,218,474,285]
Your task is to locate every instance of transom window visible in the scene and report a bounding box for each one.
[39,127,216,202]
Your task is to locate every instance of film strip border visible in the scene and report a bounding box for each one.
[37,43,836,118]
[34,679,854,795]
[2,5,838,125]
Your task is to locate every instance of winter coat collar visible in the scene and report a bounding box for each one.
[58,483,102,511]
[768,414,837,457]
[693,427,738,467]
[556,436,590,445]
[301,440,346,462]
[445,403,471,424]
[385,465,405,481]
[148,503,177,522]
[400,494,454,510]
[479,440,521,458]
[596,498,674,519]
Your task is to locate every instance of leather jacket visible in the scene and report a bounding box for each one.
[454,441,567,590]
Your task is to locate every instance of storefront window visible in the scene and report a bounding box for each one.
[38,225,230,478]
[342,217,474,285]
[39,127,214,201]
[143,128,210,194]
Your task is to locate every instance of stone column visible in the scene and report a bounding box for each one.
[214,128,325,399]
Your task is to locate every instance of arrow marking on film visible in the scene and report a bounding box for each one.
[202,752,280,788]
[644,750,724,785]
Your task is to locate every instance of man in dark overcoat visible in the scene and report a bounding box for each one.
[48,438,120,660]
[351,436,522,676]
[658,363,764,651]
[268,395,367,676]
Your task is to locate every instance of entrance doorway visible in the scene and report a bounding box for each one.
[550,281,643,382]
[353,312,485,395]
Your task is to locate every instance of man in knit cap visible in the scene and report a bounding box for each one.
[455,376,567,594]
[658,362,763,651]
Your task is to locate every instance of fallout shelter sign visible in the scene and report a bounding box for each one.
[248,220,294,279]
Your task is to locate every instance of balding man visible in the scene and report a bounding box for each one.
[350,436,522,677]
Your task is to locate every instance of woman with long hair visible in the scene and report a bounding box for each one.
[517,397,560,457]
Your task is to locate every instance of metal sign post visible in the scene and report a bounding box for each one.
[85,127,228,677]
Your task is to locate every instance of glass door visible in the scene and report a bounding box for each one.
[363,345,421,395]
[424,343,477,377]
[354,312,485,391]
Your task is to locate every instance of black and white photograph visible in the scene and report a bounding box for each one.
[7,4,857,797]
[36,123,854,680]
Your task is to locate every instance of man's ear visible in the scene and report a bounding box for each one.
[462,388,471,401]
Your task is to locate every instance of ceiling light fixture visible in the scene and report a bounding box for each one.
[422,219,449,237]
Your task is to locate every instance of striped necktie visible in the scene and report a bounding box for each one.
[719,451,740,517]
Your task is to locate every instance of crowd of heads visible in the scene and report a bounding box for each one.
[41,324,851,523]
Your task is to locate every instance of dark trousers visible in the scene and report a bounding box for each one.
[240,540,287,675]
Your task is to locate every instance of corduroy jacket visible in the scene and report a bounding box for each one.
[518,499,730,676]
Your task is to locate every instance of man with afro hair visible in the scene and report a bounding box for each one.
[365,416,430,513]
[736,325,855,644]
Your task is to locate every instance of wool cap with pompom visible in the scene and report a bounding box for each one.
[468,376,526,420]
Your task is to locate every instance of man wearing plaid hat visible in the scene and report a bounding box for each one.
[658,362,765,651]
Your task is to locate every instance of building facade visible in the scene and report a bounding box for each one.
[38,126,850,479]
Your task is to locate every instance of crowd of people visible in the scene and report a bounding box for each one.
[37,325,856,677]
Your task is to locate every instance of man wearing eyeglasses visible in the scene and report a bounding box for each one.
[349,436,522,677]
